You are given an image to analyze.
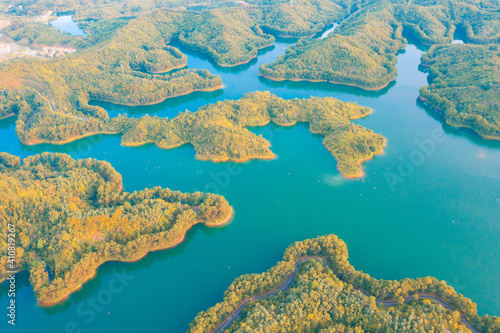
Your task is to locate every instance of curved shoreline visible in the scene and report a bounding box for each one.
[25,130,120,145]
[34,208,234,307]
[122,140,277,163]
[265,19,341,39]
[259,73,393,91]
[147,61,187,74]
[211,256,479,333]
[195,152,276,163]
[339,138,386,179]
[26,124,379,180]
[0,113,15,120]
[19,84,225,146]
[19,97,383,179]
[89,84,224,107]
[208,42,275,68]
[418,95,500,141]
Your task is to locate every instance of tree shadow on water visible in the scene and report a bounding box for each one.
[417,98,500,149]
[39,223,227,316]
[258,75,396,98]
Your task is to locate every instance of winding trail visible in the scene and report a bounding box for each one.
[212,256,479,333]
[23,89,56,131]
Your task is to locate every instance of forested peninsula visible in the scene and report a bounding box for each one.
[188,234,500,333]
[0,0,361,137]
[2,0,498,144]
[1,91,385,178]
[259,0,500,90]
[419,44,500,140]
[0,152,232,305]
[260,2,405,90]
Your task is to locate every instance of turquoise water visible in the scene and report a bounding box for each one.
[50,15,87,36]
[1,32,499,333]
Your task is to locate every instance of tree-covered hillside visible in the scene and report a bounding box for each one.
[259,2,405,90]
[188,234,500,333]
[420,44,500,140]
[259,0,499,89]
[0,0,358,125]
[1,91,385,178]
[0,152,232,305]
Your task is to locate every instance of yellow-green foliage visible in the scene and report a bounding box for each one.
[3,21,86,48]
[177,8,274,66]
[260,3,405,89]
[3,91,384,178]
[260,0,355,37]
[187,234,500,333]
[0,152,231,304]
[420,44,500,140]
[259,0,500,89]
[0,1,350,131]
[119,91,386,178]
[1,0,211,19]
[394,0,500,44]
[0,46,221,130]
[221,261,470,332]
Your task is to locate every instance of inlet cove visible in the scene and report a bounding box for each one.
[0,2,499,333]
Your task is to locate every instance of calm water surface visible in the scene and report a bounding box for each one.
[50,15,87,36]
[1,30,499,333]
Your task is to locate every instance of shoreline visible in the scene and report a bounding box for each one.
[259,73,393,91]
[37,207,234,307]
[89,84,224,107]
[340,141,386,179]
[20,85,225,146]
[212,42,275,68]
[195,152,276,163]
[24,131,120,146]
[335,135,387,179]
[123,139,276,163]
[418,95,500,141]
[205,207,235,227]
[209,255,480,333]
[0,113,15,120]
[121,116,382,177]
[147,61,187,74]
[267,18,342,39]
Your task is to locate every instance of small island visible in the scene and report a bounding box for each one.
[0,152,232,306]
[419,44,500,140]
[188,234,500,333]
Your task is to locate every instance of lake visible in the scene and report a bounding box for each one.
[0,29,499,333]
[50,15,86,36]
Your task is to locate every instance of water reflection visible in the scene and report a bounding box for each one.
[50,15,87,36]
[418,98,500,148]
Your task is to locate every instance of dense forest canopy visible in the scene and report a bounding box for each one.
[1,91,385,178]
[259,2,405,90]
[188,234,500,333]
[0,0,358,22]
[1,0,497,143]
[0,9,228,120]
[419,44,500,140]
[2,18,129,50]
[0,0,363,132]
[0,152,232,305]
[119,91,386,178]
[259,0,500,89]
[0,0,217,19]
